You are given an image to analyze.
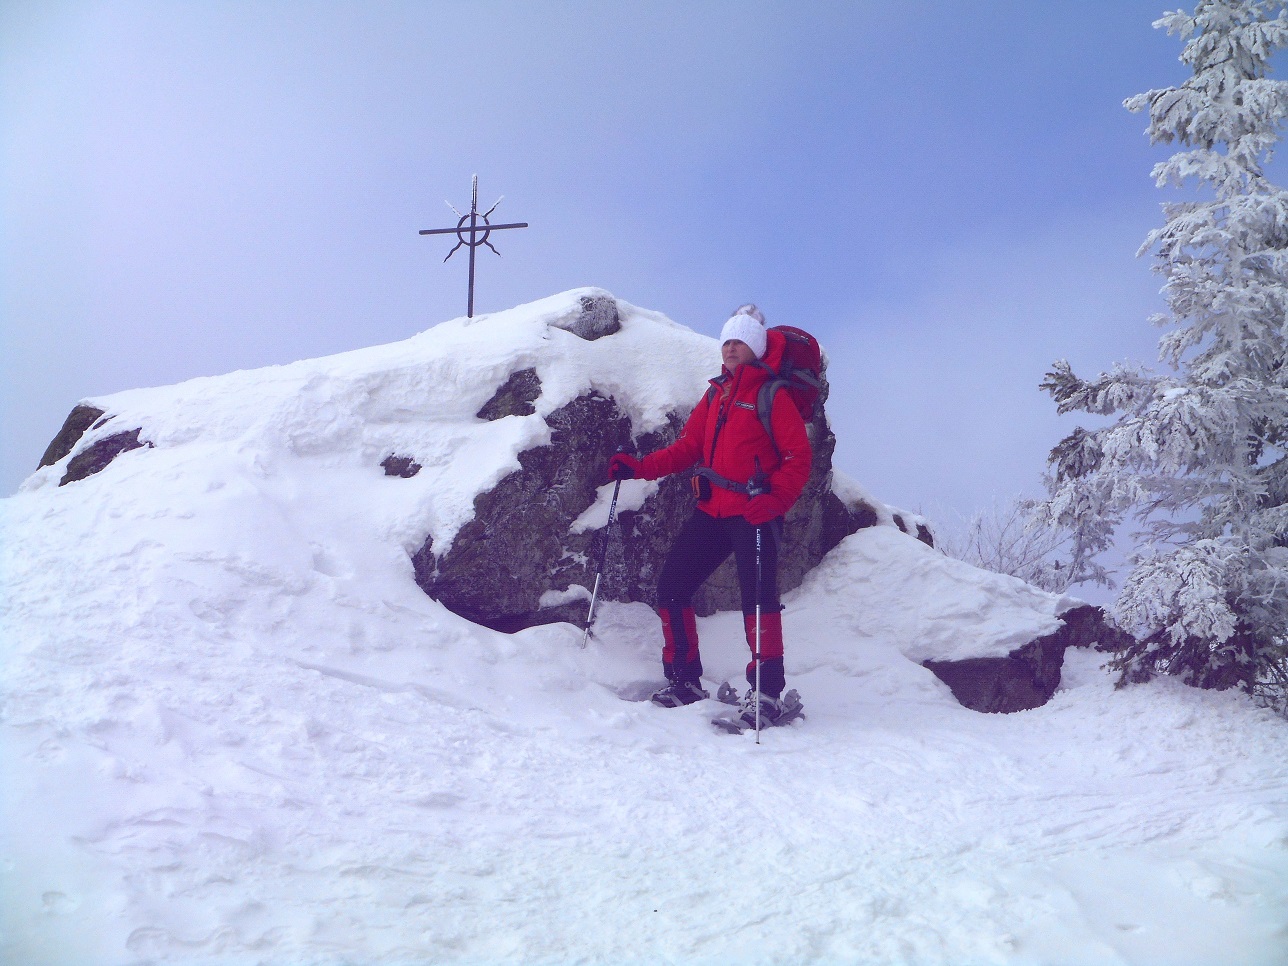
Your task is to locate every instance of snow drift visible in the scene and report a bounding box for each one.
[2,290,1287,965]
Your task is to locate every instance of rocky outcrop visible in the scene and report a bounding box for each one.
[413,330,896,632]
[39,405,106,468]
[1060,601,1136,653]
[37,404,152,487]
[381,455,422,478]
[923,604,1133,713]
[476,368,541,420]
[414,390,636,632]
[31,293,919,640]
[892,513,934,547]
[553,294,620,341]
[413,390,717,632]
[59,429,152,487]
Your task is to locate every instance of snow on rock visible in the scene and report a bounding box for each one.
[24,288,714,561]
[3,290,1288,964]
[833,469,933,543]
[806,529,1121,713]
[28,289,898,632]
[811,527,1069,665]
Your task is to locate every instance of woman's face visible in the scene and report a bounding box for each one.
[722,339,756,370]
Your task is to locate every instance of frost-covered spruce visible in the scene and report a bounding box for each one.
[1036,0,1288,707]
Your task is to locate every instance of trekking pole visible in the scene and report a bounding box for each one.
[580,477,623,648]
[747,456,770,744]
[754,522,763,744]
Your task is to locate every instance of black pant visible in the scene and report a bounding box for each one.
[657,510,781,615]
[656,510,785,694]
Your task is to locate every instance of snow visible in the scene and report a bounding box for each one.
[18,288,715,559]
[569,479,659,535]
[3,290,1288,965]
[815,527,1067,663]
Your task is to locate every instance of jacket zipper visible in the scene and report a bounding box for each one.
[706,366,743,467]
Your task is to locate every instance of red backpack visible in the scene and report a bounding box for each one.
[760,325,824,428]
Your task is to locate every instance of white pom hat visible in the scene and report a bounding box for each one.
[720,304,768,359]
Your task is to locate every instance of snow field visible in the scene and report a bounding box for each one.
[4,483,1286,964]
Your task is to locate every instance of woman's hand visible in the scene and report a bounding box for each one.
[744,494,785,525]
[607,453,643,481]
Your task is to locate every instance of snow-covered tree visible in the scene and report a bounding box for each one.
[1036,0,1288,710]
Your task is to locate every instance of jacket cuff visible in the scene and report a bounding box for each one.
[638,453,664,481]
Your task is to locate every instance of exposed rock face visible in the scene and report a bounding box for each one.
[415,391,636,632]
[923,604,1133,713]
[413,391,716,633]
[413,335,893,632]
[59,429,152,486]
[1062,602,1137,654]
[552,294,621,341]
[38,403,156,487]
[39,405,106,468]
[892,513,934,548]
[381,455,422,478]
[476,368,541,420]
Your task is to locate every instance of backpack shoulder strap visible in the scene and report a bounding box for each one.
[705,372,730,405]
[755,378,790,456]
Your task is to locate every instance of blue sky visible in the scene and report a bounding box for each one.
[0,2,1239,558]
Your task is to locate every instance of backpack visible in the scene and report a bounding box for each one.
[757,325,824,434]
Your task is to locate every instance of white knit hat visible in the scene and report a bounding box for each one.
[720,305,768,359]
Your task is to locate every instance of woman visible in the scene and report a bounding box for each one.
[607,305,812,726]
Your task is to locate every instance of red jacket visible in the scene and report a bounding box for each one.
[640,329,812,519]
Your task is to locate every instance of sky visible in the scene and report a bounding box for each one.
[0,2,1259,568]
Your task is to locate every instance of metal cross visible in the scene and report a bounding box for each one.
[419,175,528,318]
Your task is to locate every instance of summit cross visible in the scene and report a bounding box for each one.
[419,175,528,318]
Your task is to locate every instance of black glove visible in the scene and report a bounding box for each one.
[608,453,642,481]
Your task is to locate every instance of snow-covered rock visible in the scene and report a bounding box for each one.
[32,289,903,632]
[924,602,1132,713]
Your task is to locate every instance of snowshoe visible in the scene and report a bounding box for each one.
[716,681,741,706]
[612,680,672,703]
[650,680,710,708]
[711,687,804,734]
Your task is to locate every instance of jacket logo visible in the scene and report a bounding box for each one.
[735,401,756,411]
